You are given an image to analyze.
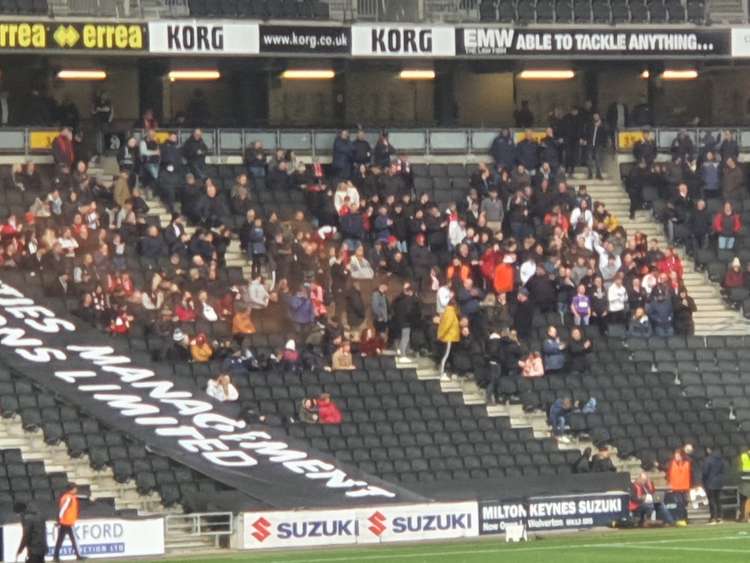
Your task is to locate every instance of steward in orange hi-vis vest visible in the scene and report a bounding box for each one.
[53,483,84,562]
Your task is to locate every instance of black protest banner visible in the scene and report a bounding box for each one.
[260,25,350,54]
[0,279,423,508]
[479,493,629,534]
[456,27,731,57]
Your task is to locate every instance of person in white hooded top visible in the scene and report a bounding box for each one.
[607,273,629,325]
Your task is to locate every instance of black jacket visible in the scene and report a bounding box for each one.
[391,293,421,329]
[19,504,48,556]
[701,451,725,490]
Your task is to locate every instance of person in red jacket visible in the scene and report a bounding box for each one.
[317,393,342,425]
[657,247,683,281]
[51,127,75,171]
[713,201,742,250]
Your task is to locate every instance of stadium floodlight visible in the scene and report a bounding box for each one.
[281,69,336,80]
[56,69,107,80]
[517,70,575,80]
[661,69,698,80]
[641,69,698,80]
[399,70,436,80]
[168,70,221,82]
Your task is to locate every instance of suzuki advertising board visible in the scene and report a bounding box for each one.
[241,502,478,549]
[3,517,164,560]
[357,502,478,544]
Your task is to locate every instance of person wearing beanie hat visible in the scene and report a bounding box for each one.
[722,257,745,289]
[190,333,214,363]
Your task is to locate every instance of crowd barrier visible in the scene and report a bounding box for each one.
[10,126,750,160]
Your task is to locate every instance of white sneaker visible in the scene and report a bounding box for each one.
[558,436,571,444]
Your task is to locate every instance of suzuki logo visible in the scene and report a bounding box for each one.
[368,511,387,536]
[251,517,271,542]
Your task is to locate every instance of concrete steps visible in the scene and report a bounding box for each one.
[0,416,169,514]
[580,178,750,336]
[401,355,650,477]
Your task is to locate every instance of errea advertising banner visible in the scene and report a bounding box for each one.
[0,21,145,51]
[456,27,731,57]
[351,24,456,57]
[479,493,629,535]
[3,517,164,560]
[241,502,478,549]
[148,20,259,54]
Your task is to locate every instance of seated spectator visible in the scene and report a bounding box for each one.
[570,283,591,326]
[174,291,197,322]
[723,257,745,289]
[109,305,132,335]
[231,304,256,342]
[628,307,652,338]
[317,393,342,425]
[358,326,384,357]
[542,326,566,373]
[206,374,239,402]
[331,341,355,371]
[520,352,544,378]
[567,327,592,373]
[196,290,219,322]
[549,397,573,443]
[277,339,302,373]
[713,201,741,251]
[190,333,213,363]
[349,245,374,280]
[298,397,319,423]
[590,446,616,473]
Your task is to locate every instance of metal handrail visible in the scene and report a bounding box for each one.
[13,126,750,159]
[165,511,234,537]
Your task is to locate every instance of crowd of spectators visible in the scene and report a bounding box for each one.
[0,111,703,436]
[627,129,746,254]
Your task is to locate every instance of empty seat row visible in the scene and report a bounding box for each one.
[189,0,329,19]
[480,0,703,23]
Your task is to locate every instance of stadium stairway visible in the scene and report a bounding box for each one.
[0,416,166,513]
[582,175,749,336]
[400,356,664,486]
[94,158,254,279]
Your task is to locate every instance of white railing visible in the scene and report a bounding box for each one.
[165,512,234,549]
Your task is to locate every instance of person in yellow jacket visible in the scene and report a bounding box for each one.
[189,333,214,363]
[54,483,84,562]
[739,447,750,522]
[437,300,461,379]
